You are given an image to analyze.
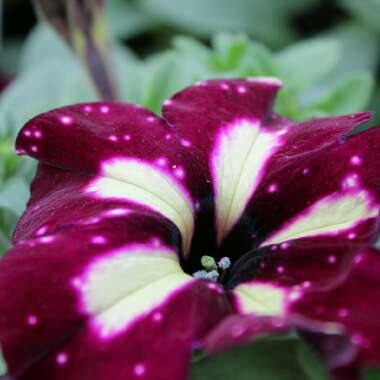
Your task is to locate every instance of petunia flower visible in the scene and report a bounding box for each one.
[0,78,380,380]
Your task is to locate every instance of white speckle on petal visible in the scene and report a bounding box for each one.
[34,130,42,139]
[100,106,110,114]
[108,135,118,142]
[351,333,370,348]
[180,139,191,147]
[27,315,38,326]
[237,86,247,94]
[60,116,73,126]
[56,352,69,366]
[156,157,168,167]
[350,155,362,166]
[267,183,278,193]
[302,281,311,289]
[338,308,349,318]
[134,363,146,377]
[207,282,223,294]
[328,255,337,264]
[288,290,302,301]
[40,235,55,244]
[105,208,129,217]
[150,237,161,247]
[71,277,83,289]
[36,225,48,236]
[276,129,288,136]
[342,173,359,189]
[152,312,162,322]
[91,236,107,245]
[174,167,185,179]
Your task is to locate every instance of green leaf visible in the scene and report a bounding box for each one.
[306,72,374,116]
[364,368,380,380]
[210,34,278,77]
[0,39,23,75]
[339,0,380,33]
[321,22,379,76]
[0,58,95,139]
[0,177,30,216]
[19,24,73,73]
[142,51,202,114]
[296,341,330,380]
[0,347,7,375]
[0,227,11,256]
[190,336,323,380]
[0,23,137,139]
[276,38,340,93]
[106,0,156,39]
[138,0,313,47]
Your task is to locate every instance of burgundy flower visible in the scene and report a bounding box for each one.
[0,78,380,380]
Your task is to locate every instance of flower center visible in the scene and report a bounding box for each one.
[192,255,231,283]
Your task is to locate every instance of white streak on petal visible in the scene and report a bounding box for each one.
[85,158,194,255]
[211,120,280,243]
[233,281,288,316]
[78,244,192,339]
[261,190,378,247]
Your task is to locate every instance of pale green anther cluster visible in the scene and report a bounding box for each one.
[193,255,231,282]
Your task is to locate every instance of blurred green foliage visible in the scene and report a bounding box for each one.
[190,335,329,380]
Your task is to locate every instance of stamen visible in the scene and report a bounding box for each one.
[193,256,231,283]
[201,255,217,271]
[192,270,208,280]
[217,257,231,270]
[205,270,219,282]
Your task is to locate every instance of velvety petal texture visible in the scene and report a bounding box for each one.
[1,78,380,380]
[229,248,380,373]
[0,164,230,379]
[163,79,379,267]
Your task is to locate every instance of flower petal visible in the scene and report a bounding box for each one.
[291,248,380,367]
[0,164,230,379]
[201,314,290,354]
[228,236,362,292]
[163,78,282,246]
[15,103,206,256]
[162,78,379,265]
[242,114,380,250]
[229,247,380,369]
